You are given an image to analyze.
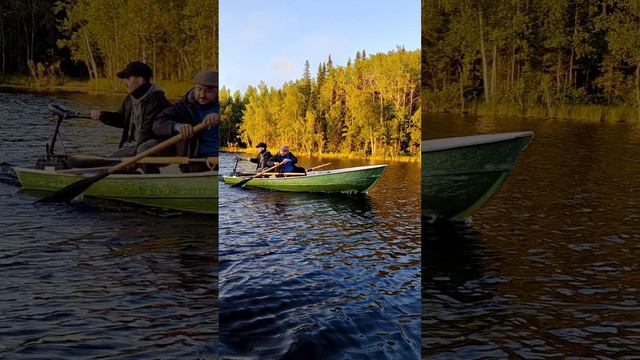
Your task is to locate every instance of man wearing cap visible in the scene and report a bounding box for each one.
[247,142,272,171]
[267,145,304,174]
[153,69,219,172]
[90,61,170,158]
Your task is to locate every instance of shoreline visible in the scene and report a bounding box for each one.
[220,147,419,163]
[0,76,193,99]
[425,101,640,123]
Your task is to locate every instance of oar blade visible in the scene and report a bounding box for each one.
[230,162,282,188]
[36,172,108,203]
[231,177,251,188]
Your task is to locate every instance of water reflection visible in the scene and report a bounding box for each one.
[423,114,640,358]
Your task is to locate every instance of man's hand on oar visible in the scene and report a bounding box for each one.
[176,114,218,139]
[202,113,218,128]
[177,124,195,139]
[90,110,101,121]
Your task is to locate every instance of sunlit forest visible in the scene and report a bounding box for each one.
[220,48,421,158]
[0,0,217,91]
[423,0,640,121]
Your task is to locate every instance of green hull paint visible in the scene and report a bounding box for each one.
[422,132,533,220]
[223,165,386,193]
[15,168,218,214]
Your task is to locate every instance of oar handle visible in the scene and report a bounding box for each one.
[308,162,331,171]
[110,122,209,174]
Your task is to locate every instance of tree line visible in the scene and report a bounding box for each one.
[423,0,640,119]
[0,0,62,78]
[220,48,421,158]
[0,0,217,89]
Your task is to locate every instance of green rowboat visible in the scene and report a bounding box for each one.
[14,167,218,214]
[223,165,386,193]
[422,131,533,220]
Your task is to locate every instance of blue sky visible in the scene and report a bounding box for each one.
[220,0,420,93]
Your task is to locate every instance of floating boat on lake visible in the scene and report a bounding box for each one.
[14,103,218,214]
[223,164,386,193]
[14,166,218,214]
[422,131,533,220]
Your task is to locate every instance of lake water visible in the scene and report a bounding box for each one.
[218,152,422,358]
[423,113,640,358]
[0,90,217,358]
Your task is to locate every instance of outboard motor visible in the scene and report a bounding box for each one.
[34,104,77,170]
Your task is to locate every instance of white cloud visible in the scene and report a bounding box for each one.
[270,57,298,78]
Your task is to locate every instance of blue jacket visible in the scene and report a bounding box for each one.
[268,152,298,173]
[153,88,219,157]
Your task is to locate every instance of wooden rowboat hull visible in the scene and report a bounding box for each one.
[422,131,533,220]
[223,165,386,193]
[14,167,218,214]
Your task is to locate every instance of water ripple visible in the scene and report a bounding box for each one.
[219,153,421,359]
[0,91,217,358]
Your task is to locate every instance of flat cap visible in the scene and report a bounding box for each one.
[195,69,218,87]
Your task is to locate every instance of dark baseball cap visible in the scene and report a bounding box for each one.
[256,142,267,148]
[117,61,152,80]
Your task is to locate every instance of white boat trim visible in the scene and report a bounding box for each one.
[422,131,534,153]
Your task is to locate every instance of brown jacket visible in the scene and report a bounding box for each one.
[99,83,170,147]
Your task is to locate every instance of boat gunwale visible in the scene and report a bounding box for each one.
[13,167,218,180]
[422,131,534,153]
[224,164,387,181]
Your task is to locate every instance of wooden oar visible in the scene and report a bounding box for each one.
[231,162,282,188]
[121,156,218,165]
[307,163,331,171]
[37,122,210,203]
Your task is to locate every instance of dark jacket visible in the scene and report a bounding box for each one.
[268,152,299,173]
[99,83,170,148]
[250,150,272,170]
[153,88,219,158]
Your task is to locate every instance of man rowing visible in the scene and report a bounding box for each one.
[267,145,305,174]
[90,61,170,158]
[248,142,272,171]
[153,69,219,172]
